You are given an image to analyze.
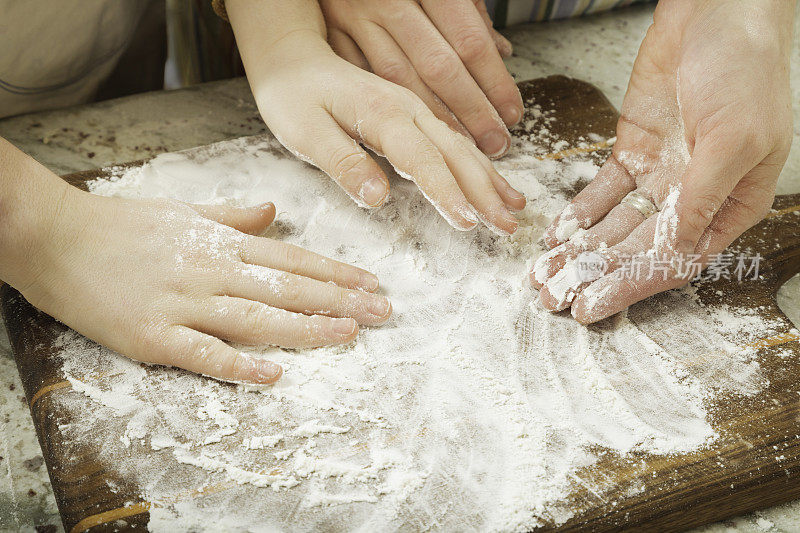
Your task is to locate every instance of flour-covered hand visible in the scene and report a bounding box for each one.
[320,0,522,158]
[531,0,794,323]
[20,189,390,384]
[227,0,524,235]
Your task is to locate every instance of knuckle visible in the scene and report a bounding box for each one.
[328,147,366,180]
[686,192,722,232]
[166,274,195,296]
[373,57,413,86]
[135,321,171,363]
[278,281,303,306]
[240,301,275,338]
[753,198,773,221]
[261,267,303,306]
[184,334,219,369]
[422,50,461,84]
[416,141,444,164]
[279,243,304,267]
[277,246,309,277]
[452,28,490,62]
[362,92,408,120]
[331,263,351,284]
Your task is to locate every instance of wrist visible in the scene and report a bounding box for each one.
[0,143,90,294]
[227,0,334,101]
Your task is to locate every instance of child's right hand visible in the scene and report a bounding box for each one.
[19,187,391,384]
[228,13,525,235]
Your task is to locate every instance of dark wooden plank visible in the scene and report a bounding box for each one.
[3,76,800,532]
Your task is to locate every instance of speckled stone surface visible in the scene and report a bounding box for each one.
[1,4,799,531]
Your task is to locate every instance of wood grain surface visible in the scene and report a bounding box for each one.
[3,76,800,532]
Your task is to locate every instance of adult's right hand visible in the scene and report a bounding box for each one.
[320,0,523,158]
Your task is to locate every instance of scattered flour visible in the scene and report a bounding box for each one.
[654,184,681,253]
[44,123,784,531]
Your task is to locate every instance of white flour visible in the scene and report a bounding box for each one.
[49,122,788,531]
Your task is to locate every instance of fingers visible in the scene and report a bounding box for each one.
[223,263,392,326]
[421,0,523,125]
[329,28,370,71]
[531,202,648,288]
[239,236,379,292]
[571,273,686,325]
[569,215,687,324]
[191,202,276,235]
[352,21,473,140]
[537,170,776,323]
[353,109,479,231]
[415,112,519,234]
[490,29,513,58]
[693,173,776,258]
[161,325,283,384]
[472,0,513,57]
[461,139,526,212]
[662,138,762,258]
[380,4,511,157]
[284,110,390,208]
[543,153,636,248]
[191,297,359,349]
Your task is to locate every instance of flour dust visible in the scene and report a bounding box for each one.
[50,124,783,531]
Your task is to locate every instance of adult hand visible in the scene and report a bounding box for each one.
[320,0,523,158]
[21,188,391,384]
[228,3,525,235]
[531,0,794,323]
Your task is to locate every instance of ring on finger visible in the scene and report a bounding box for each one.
[620,190,658,218]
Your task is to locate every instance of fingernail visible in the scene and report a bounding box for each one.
[359,177,388,207]
[333,318,357,335]
[478,130,510,158]
[369,296,391,318]
[256,360,283,382]
[503,211,519,232]
[506,184,524,201]
[360,272,379,292]
[501,106,522,127]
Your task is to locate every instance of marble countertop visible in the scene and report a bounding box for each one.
[1,4,799,531]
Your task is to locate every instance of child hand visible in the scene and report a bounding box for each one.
[22,190,390,384]
[231,25,524,234]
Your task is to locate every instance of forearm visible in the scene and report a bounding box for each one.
[227,0,330,85]
[691,0,795,53]
[0,137,83,291]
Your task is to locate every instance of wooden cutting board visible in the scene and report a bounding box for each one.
[3,76,800,532]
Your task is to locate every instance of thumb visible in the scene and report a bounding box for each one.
[655,137,761,258]
[190,202,276,235]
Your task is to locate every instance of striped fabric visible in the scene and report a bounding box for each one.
[485,0,656,26]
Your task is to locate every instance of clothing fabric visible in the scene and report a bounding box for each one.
[485,0,656,27]
[0,0,162,119]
